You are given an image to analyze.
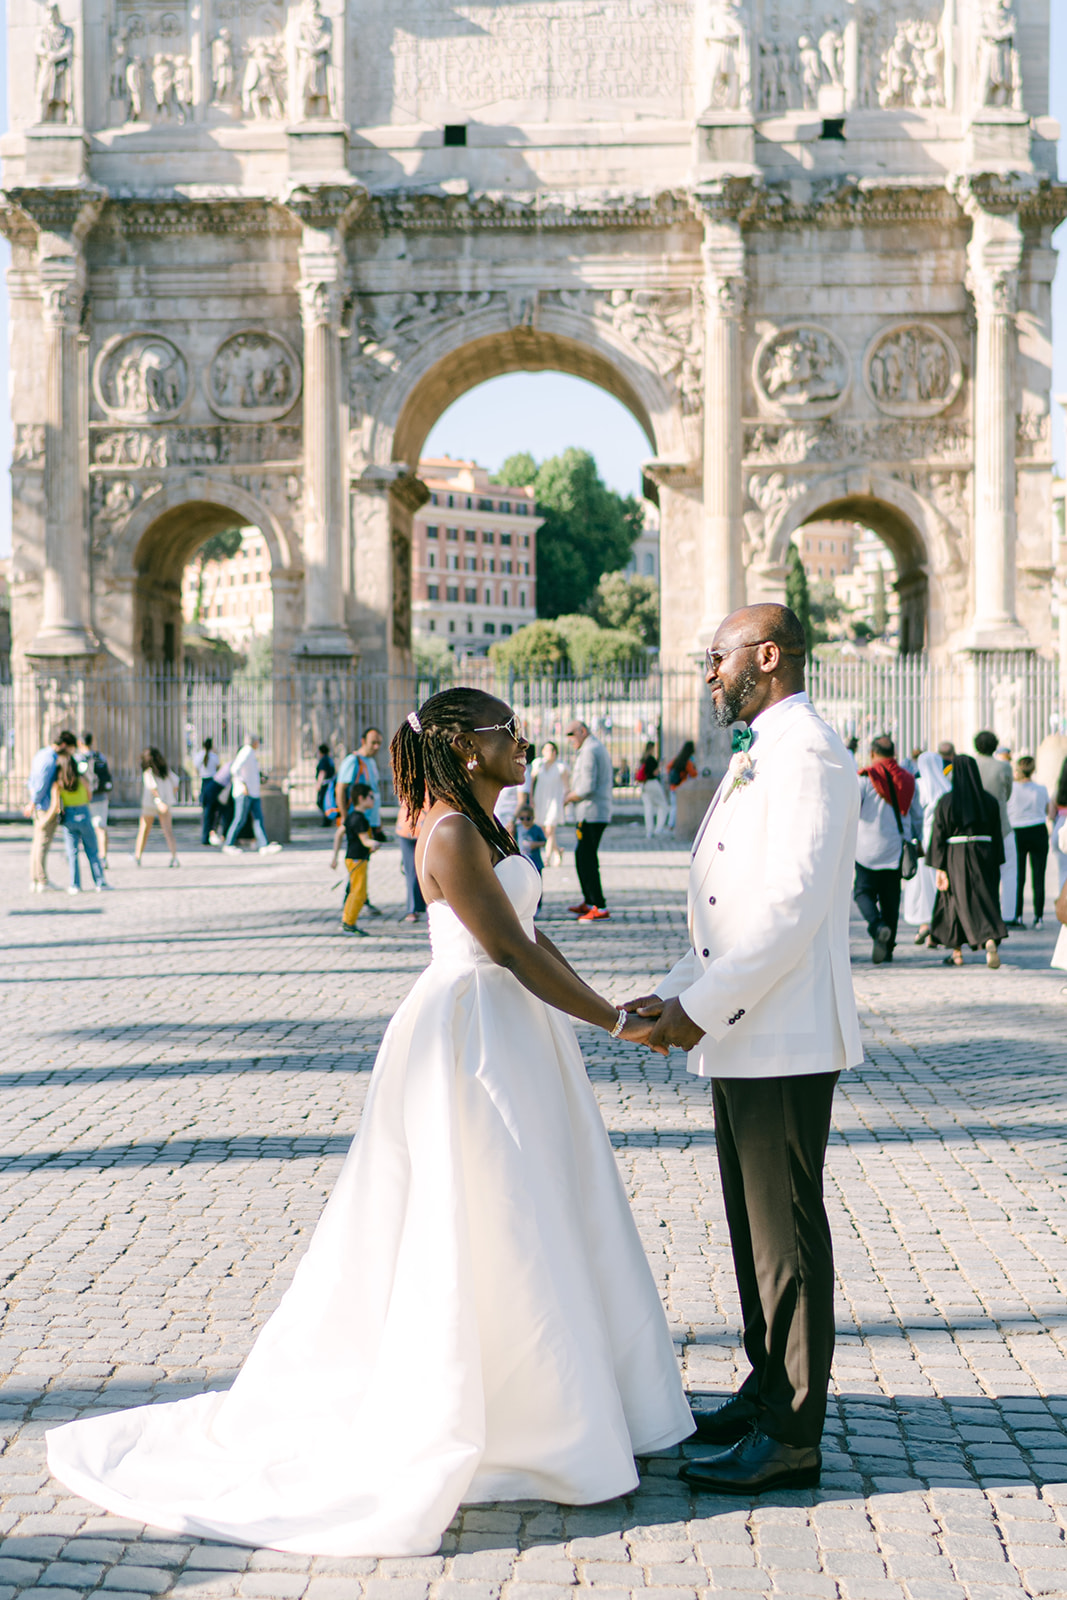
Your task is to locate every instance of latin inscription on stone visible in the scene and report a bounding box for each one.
[352,0,692,124]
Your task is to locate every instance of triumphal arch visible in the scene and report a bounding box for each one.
[1,0,1064,677]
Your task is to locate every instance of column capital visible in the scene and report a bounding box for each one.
[284,180,368,237]
[961,201,1024,319]
[688,176,761,229]
[38,251,86,329]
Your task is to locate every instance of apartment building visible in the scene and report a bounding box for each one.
[181,527,273,650]
[413,458,541,651]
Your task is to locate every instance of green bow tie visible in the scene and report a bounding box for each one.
[731,725,754,753]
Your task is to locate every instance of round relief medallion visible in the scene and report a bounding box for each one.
[93,331,189,422]
[207,330,302,422]
[863,322,962,418]
[753,323,851,419]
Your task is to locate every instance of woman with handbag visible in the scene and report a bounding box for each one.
[927,753,1008,968]
[902,751,951,944]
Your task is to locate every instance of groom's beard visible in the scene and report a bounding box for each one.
[711,659,760,727]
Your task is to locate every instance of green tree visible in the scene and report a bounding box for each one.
[810,579,844,645]
[488,619,568,675]
[235,629,273,681]
[785,542,814,654]
[588,571,659,646]
[495,449,642,618]
[192,526,244,621]
[554,614,646,673]
[413,632,455,687]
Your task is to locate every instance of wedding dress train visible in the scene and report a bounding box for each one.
[47,852,694,1556]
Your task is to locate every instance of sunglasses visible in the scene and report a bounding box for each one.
[704,641,804,675]
[472,714,526,745]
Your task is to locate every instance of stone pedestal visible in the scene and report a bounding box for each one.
[287,122,350,183]
[23,126,89,184]
[259,780,291,843]
[694,109,757,176]
[965,109,1032,171]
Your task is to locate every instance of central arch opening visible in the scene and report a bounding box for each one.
[792,494,928,655]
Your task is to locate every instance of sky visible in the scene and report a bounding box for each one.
[1,16,1066,554]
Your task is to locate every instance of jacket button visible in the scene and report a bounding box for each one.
[717,842,724,851]
[702,948,710,958]
[708,895,716,905]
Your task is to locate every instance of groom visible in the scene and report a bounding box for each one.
[624,603,861,1494]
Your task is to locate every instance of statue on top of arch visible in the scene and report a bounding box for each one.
[976,0,1022,110]
[34,3,74,124]
[297,0,335,120]
[700,0,751,114]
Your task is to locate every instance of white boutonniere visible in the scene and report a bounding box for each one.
[726,751,755,797]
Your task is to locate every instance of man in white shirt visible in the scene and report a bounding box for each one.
[223,735,282,855]
[623,603,860,1496]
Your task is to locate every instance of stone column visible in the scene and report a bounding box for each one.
[964,199,1030,649]
[26,197,102,660]
[695,207,747,642]
[287,183,366,660]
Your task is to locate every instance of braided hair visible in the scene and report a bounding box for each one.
[391,688,520,860]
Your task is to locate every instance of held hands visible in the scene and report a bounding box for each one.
[617,993,706,1054]
[616,1012,669,1055]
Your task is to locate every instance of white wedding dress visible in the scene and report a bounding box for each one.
[47,850,694,1557]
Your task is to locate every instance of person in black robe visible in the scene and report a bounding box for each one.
[927,752,1008,967]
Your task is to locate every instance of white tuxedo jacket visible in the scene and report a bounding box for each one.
[655,693,862,1080]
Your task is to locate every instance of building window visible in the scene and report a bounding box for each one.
[464,586,477,603]
[499,500,510,513]
[448,620,455,634]
[501,623,513,635]
[467,618,474,633]
[427,584,439,600]
[522,534,530,548]
[484,621,496,635]
[517,504,527,515]
[430,493,439,506]
[426,525,439,539]
[500,532,512,546]
[643,552,655,576]
[519,589,527,608]
[478,497,494,510]
[447,494,454,508]
[446,527,458,541]
[464,556,475,572]
[447,553,458,571]
[501,589,509,606]
[487,558,495,573]
[465,528,477,542]
[428,551,436,569]
[483,530,494,545]
[502,559,513,575]
[447,585,459,602]
[484,587,492,604]
[429,619,436,631]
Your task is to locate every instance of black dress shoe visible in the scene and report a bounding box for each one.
[691,1394,761,1447]
[681,1427,821,1494]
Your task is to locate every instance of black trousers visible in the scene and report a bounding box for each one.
[574,821,607,908]
[1014,824,1049,921]
[712,1071,839,1448]
[853,862,902,949]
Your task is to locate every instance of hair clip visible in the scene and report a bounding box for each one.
[407,711,422,734]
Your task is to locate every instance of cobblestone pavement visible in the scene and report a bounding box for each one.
[2,819,1067,1600]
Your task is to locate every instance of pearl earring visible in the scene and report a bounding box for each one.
[467,758,478,772]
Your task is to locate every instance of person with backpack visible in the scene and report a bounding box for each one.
[854,734,920,964]
[77,732,113,871]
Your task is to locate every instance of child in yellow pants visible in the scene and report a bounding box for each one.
[341,784,379,936]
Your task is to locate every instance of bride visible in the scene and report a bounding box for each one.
[47,688,695,1558]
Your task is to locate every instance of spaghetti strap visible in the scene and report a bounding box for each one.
[419,809,467,858]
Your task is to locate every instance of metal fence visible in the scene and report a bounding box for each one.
[1,652,1063,811]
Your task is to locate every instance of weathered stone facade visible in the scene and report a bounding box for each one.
[1,0,1064,675]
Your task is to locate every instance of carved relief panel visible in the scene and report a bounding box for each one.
[749,0,950,115]
[208,0,287,121]
[108,2,192,125]
[752,323,851,418]
[207,331,302,421]
[93,332,190,422]
[863,323,962,418]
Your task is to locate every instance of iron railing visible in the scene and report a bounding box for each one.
[1,652,1063,811]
